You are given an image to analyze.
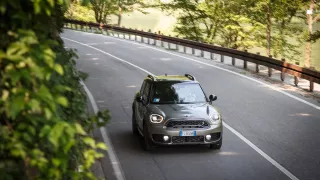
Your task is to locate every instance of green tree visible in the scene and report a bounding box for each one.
[156,0,264,50]
[243,0,305,60]
[115,0,147,26]
[0,0,109,179]
[301,0,320,67]
[89,0,118,23]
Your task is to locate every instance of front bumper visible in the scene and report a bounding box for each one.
[147,123,222,145]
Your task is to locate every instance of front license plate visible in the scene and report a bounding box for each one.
[179,131,196,136]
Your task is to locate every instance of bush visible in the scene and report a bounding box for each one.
[0,0,109,179]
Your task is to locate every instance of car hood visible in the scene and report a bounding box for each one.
[148,103,219,120]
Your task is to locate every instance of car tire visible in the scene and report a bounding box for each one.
[132,111,139,136]
[209,137,222,150]
[142,122,154,151]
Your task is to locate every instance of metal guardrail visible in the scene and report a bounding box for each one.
[64,19,320,92]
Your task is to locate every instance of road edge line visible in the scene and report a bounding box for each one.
[80,80,126,180]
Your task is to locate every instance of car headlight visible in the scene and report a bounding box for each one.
[208,113,220,124]
[150,114,164,123]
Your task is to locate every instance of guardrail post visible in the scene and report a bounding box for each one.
[294,62,299,86]
[201,50,204,57]
[221,55,224,63]
[192,48,195,55]
[310,67,315,92]
[243,50,248,69]
[280,58,286,81]
[310,79,314,92]
[232,57,235,66]
[268,55,273,77]
[256,52,260,73]
[210,53,214,60]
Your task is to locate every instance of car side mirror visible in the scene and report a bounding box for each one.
[209,94,217,102]
[135,95,143,102]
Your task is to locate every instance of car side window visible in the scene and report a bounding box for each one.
[140,81,146,95]
[142,82,151,102]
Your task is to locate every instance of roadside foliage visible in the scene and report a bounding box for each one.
[0,0,110,179]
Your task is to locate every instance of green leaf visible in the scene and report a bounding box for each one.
[56,96,68,107]
[44,108,52,119]
[83,137,95,148]
[64,140,75,153]
[10,95,25,119]
[75,123,86,135]
[40,125,51,138]
[96,142,107,150]
[34,1,41,14]
[38,85,52,100]
[27,126,36,136]
[52,158,61,167]
[54,64,64,75]
[1,90,9,101]
[49,123,65,148]
[47,0,55,7]
[11,143,26,158]
[29,99,41,112]
[23,133,32,143]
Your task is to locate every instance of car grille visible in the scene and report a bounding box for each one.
[172,136,204,143]
[166,120,209,129]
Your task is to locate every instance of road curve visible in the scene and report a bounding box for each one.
[62,29,320,180]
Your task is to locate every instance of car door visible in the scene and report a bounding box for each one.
[137,80,151,129]
[135,80,146,129]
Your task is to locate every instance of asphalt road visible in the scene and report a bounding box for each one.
[62,29,320,180]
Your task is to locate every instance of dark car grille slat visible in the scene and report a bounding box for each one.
[172,136,204,143]
[166,120,209,129]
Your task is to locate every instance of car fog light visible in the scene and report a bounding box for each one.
[163,136,169,142]
[206,135,211,140]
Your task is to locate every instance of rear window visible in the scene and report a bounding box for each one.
[150,82,207,104]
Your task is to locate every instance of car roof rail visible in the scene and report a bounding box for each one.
[147,74,156,81]
[185,74,196,81]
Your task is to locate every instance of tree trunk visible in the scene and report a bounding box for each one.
[117,7,122,26]
[305,0,314,68]
[266,2,271,56]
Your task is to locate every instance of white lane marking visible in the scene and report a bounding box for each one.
[63,37,299,180]
[105,35,320,111]
[86,42,115,45]
[62,37,153,75]
[79,80,126,180]
[223,122,298,180]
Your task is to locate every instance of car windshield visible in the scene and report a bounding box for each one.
[150,82,207,104]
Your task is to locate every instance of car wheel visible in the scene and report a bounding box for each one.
[209,137,222,150]
[142,122,154,151]
[132,111,139,136]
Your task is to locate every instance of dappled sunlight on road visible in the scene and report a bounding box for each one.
[126,85,137,88]
[217,151,240,156]
[289,113,312,117]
